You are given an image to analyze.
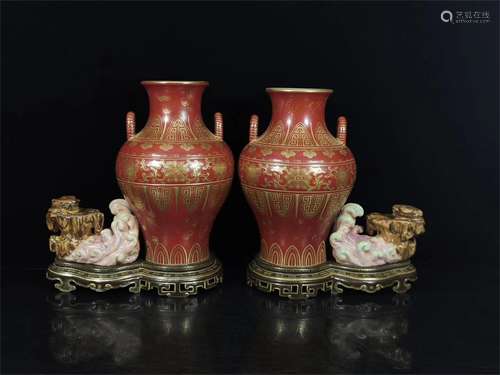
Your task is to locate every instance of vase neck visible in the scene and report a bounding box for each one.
[139,81,215,142]
[260,89,338,147]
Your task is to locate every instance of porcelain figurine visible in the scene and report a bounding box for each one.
[330,203,425,267]
[330,203,401,266]
[63,199,140,266]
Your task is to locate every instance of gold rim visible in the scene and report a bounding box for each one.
[266,87,333,93]
[141,80,209,86]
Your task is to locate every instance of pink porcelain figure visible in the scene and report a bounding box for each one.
[64,199,140,266]
[329,203,402,267]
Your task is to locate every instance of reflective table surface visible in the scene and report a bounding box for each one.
[1,261,498,374]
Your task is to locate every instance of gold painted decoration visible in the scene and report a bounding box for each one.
[146,237,208,265]
[268,192,294,217]
[260,240,327,267]
[150,186,173,211]
[182,185,208,212]
[300,194,327,218]
[118,156,231,185]
[287,122,315,146]
[314,124,341,146]
[366,205,425,260]
[259,120,286,144]
[47,196,104,258]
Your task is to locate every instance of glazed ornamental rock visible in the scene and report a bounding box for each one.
[116,81,234,266]
[239,88,356,268]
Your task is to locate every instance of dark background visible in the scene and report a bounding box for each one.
[1,1,499,374]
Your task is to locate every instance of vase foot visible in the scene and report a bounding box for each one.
[139,257,223,297]
[247,258,334,300]
[247,258,417,299]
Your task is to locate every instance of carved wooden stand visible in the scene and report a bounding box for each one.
[47,257,222,297]
[247,258,417,299]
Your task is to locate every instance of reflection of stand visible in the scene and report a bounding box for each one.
[48,293,143,366]
[248,291,412,373]
[48,289,220,366]
[47,256,223,297]
[247,257,416,299]
[329,295,412,371]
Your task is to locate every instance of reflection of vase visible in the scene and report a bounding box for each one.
[244,291,333,373]
[116,81,233,266]
[239,88,356,269]
[245,291,412,373]
[145,291,221,372]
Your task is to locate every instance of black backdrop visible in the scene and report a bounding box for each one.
[1,2,499,373]
[2,1,498,274]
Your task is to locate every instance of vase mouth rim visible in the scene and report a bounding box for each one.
[141,80,209,86]
[266,87,333,94]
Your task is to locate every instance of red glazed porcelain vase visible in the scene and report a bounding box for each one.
[116,81,234,266]
[239,88,356,269]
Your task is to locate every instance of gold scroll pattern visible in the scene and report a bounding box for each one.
[133,117,218,143]
[182,185,208,212]
[287,122,315,147]
[258,121,340,147]
[259,120,286,144]
[260,240,327,267]
[241,186,350,219]
[242,143,352,161]
[314,125,341,146]
[149,186,173,211]
[239,158,356,192]
[300,194,327,219]
[146,237,207,265]
[268,192,294,217]
[118,156,232,184]
[120,181,231,215]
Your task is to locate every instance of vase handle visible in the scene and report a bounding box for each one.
[214,112,224,140]
[336,116,348,145]
[249,115,259,143]
[126,112,136,140]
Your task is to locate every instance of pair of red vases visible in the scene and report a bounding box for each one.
[116,81,356,275]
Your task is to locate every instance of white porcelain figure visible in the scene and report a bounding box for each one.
[63,199,140,266]
[329,203,402,267]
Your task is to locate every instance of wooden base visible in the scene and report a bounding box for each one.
[47,257,223,297]
[247,257,417,299]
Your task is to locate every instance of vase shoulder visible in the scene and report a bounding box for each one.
[256,120,342,148]
[131,116,219,144]
[239,132,356,193]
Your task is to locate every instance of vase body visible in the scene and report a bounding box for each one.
[239,88,356,268]
[116,81,233,266]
